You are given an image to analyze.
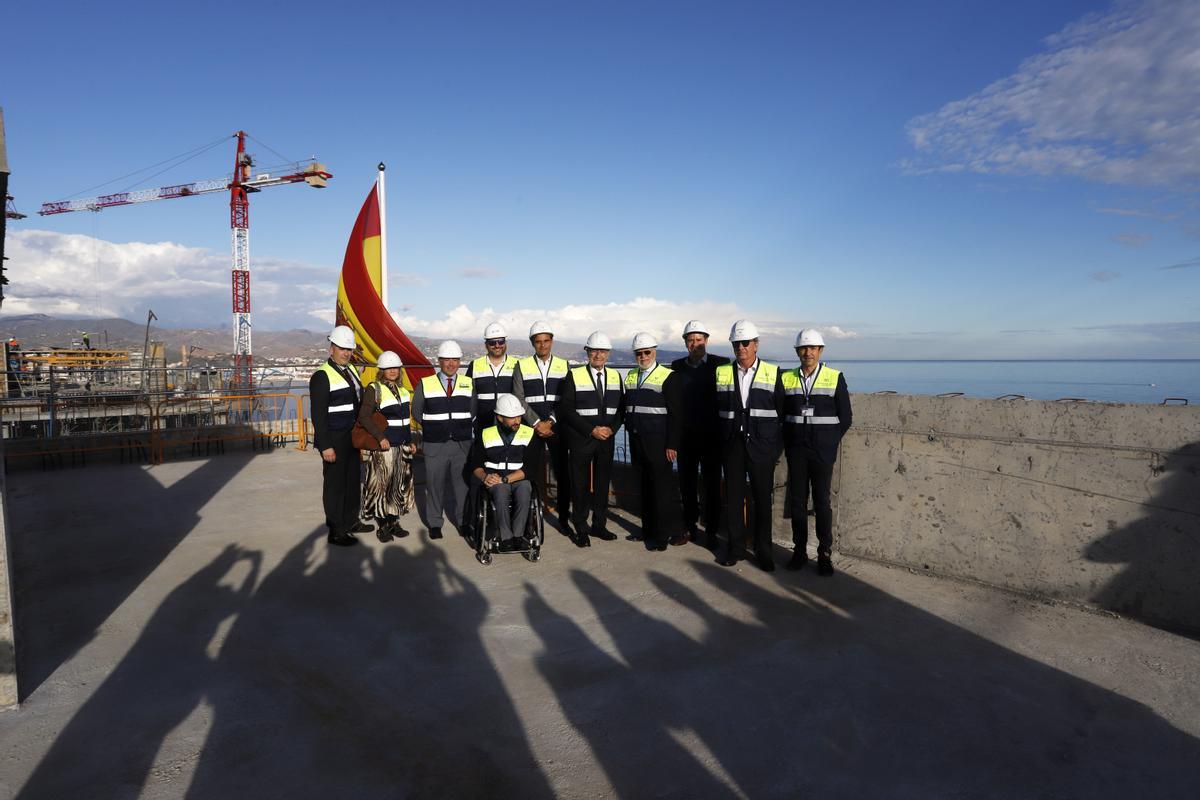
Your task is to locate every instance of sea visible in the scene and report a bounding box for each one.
[807,360,1198,405]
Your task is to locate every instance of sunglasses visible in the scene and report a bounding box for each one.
[485,338,506,346]
[732,340,755,348]
[634,349,655,357]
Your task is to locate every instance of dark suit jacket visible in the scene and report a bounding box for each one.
[670,353,731,435]
[559,368,625,454]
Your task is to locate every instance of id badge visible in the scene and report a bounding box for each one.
[800,405,815,418]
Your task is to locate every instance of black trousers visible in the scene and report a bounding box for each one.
[722,437,777,560]
[786,445,834,557]
[630,433,678,547]
[569,441,615,535]
[545,430,571,519]
[322,430,362,535]
[677,432,722,534]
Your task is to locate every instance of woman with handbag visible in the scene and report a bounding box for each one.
[355,350,416,541]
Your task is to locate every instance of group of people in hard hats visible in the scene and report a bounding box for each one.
[309,317,851,574]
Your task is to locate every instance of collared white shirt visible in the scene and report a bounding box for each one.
[736,359,759,408]
[485,354,510,378]
[637,362,658,388]
[799,364,821,395]
[536,354,552,383]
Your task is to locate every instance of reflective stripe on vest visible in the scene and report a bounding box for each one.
[569,366,622,417]
[714,361,780,439]
[470,355,516,402]
[376,381,413,442]
[623,363,672,435]
[518,355,570,417]
[318,362,361,430]
[781,365,842,426]
[481,424,535,474]
[420,373,474,442]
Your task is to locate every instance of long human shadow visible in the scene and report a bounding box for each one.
[525,564,1200,798]
[182,529,554,798]
[16,544,261,799]
[8,452,261,699]
[1084,440,1200,637]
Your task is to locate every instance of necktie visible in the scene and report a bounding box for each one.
[445,377,453,395]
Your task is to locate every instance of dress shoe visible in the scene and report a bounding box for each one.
[575,533,592,548]
[376,525,394,543]
[817,555,834,576]
[626,532,644,542]
[647,542,668,552]
[668,531,691,547]
[593,528,617,541]
[786,552,809,571]
[429,527,443,540]
[349,520,375,534]
[717,551,738,567]
[394,524,410,539]
[499,538,522,553]
[327,532,359,547]
[757,555,776,573]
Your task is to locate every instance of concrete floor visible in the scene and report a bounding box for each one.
[1,447,1198,799]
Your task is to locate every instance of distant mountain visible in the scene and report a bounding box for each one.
[0,314,683,365]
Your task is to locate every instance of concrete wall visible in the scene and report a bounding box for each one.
[829,394,1200,635]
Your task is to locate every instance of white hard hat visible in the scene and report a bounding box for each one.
[377,350,402,370]
[328,325,356,350]
[483,322,507,340]
[796,329,826,348]
[729,319,759,341]
[632,332,658,350]
[682,320,709,337]
[528,320,554,338]
[585,331,612,350]
[436,340,463,359]
[494,393,523,417]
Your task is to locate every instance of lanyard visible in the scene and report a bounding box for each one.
[799,364,822,404]
[488,356,509,379]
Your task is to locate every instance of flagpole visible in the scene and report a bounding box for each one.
[377,162,388,311]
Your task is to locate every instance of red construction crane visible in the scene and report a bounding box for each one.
[39,131,332,389]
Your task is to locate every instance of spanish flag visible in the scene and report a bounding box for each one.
[334,174,433,390]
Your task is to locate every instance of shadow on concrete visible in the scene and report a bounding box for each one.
[15,545,261,799]
[9,453,261,699]
[524,564,1200,798]
[15,524,556,798]
[1085,440,1200,637]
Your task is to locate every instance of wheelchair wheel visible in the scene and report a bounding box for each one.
[474,492,493,565]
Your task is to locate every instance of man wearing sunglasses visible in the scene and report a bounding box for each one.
[623,332,684,551]
[466,322,517,434]
[714,320,785,571]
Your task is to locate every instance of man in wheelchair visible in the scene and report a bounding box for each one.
[468,394,544,553]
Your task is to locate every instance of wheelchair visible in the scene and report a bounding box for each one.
[472,478,545,565]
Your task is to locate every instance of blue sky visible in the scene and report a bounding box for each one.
[3,0,1198,358]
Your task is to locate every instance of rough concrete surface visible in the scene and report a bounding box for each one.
[834,395,1200,634]
[0,448,1198,799]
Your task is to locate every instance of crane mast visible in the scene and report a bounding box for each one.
[231,131,252,390]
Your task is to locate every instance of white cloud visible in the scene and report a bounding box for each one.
[458,267,504,280]
[903,0,1200,186]
[6,230,338,328]
[390,297,857,354]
